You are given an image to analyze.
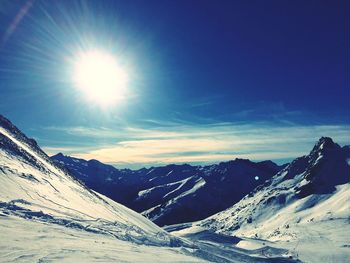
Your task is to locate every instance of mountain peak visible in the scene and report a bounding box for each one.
[52,152,64,157]
[0,114,16,131]
[311,137,340,154]
[317,136,335,145]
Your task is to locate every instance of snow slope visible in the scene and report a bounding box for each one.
[185,137,350,263]
[52,154,282,226]
[0,215,204,263]
[0,115,205,262]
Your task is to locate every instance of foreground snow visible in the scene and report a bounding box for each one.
[0,215,204,263]
[170,219,350,263]
[167,225,299,263]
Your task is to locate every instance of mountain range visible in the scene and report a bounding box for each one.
[52,153,283,226]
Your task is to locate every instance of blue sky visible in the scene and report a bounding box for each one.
[1,0,350,168]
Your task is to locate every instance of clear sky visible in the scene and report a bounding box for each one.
[1,0,350,168]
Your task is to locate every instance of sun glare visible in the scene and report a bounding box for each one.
[73,50,128,106]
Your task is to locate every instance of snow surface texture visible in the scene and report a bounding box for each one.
[52,153,282,226]
[184,137,350,263]
[1,216,204,263]
[0,115,206,262]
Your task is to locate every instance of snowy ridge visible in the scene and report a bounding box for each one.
[0,124,170,244]
[181,137,350,262]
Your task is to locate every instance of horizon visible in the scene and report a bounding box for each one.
[1,1,350,168]
[51,135,343,170]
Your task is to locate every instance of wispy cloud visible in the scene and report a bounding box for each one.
[44,126,124,138]
[46,122,350,167]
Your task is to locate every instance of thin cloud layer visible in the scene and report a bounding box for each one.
[44,122,350,167]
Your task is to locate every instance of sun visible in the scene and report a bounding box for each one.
[73,50,128,106]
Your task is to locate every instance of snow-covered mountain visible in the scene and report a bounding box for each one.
[0,115,206,262]
[180,137,350,262]
[52,153,282,226]
[0,114,306,262]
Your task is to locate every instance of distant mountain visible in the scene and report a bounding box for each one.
[0,115,205,262]
[183,137,350,262]
[52,153,284,226]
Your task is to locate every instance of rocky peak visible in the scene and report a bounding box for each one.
[311,137,340,154]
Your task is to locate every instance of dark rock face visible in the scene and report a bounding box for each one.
[296,137,350,197]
